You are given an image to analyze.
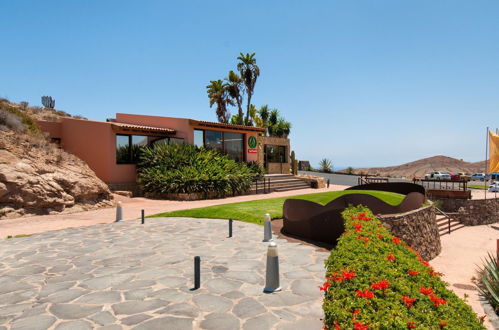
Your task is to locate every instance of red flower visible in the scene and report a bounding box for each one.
[378,223,383,227]
[357,235,370,243]
[421,261,430,267]
[377,234,383,239]
[407,269,419,276]
[359,212,366,217]
[342,270,356,280]
[428,293,447,307]
[350,216,356,220]
[352,309,361,315]
[439,320,447,328]
[355,228,362,232]
[353,321,369,330]
[318,282,331,291]
[392,237,401,244]
[334,322,341,330]
[387,253,396,262]
[407,321,416,329]
[371,280,390,290]
[401,295,416,308]
[419,286,433,296]
[356,289,374,299]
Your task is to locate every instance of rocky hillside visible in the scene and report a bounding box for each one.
[348,156,487,179]
[0,99,112,219]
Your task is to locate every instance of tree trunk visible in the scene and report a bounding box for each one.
[245,93,252,125]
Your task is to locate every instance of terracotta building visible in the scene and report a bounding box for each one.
[38,113,291,189]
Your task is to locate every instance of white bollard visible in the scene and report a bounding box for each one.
[115,201,123,222]
[263,213,272,242]
[264,242,281,293]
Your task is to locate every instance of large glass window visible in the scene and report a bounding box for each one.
[117,135,182,164]
[194,129,204,148]
[194,129,245,162]
[224,132,244,162]
[205,130,223,153]
[265,145,287,163]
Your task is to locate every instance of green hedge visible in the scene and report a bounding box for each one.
[137,143,254,197]
[322,206,484,329]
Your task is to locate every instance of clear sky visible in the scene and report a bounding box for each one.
[1,0,498,168]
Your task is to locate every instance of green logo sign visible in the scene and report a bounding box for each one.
[248,136,257,149]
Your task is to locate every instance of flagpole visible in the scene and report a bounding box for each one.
[485,127,489,200]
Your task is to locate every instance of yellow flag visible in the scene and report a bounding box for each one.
[490,131,499,173]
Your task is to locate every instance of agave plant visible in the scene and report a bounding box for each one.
[476,253,499,314]
[319,158,333,173]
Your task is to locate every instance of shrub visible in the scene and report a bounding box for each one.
[475,253,499,315]
[322,205,484,329]
[0,109,25,132]
[137,143,254,197]
[346,166,354,175]
[319,158,333,173]
[246,161,265,180]
[0,102,41,135]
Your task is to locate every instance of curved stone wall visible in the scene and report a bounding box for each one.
[380,205,441,261]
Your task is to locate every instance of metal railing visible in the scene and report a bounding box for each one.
[413,178,468,191]
[358,176,389,185]
[253,177,271,194]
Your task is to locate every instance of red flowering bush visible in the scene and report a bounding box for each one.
[322,206,484,329]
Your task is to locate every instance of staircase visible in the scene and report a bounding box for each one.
[251,174,311,194]
[435,208,465,236]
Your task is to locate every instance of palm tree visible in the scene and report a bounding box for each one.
[267,108,279,136]
[237,52,260,124]
[206,80,233,123]
[258,105,269,134]
[225,71,244,125]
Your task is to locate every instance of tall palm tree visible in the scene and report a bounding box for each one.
[237,52,260,124]
[206,80,233,123]
[258,105,270,133]
[225,71,244,125]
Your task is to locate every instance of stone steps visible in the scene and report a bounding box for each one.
[436,215,465,236]
[250,175,311,194]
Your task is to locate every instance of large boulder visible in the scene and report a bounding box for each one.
[0,130,112,219]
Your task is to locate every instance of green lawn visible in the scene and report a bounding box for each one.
[468,184,489,190]
[152,190,405,225]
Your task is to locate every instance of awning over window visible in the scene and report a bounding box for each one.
[111,122,176,135]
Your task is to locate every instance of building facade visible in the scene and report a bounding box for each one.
[38,113,292,187]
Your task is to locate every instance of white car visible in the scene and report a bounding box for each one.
[424,171,451,180]
[489,181,499,192]
[471,173,487,181]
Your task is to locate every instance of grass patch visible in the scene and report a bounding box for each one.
[152,190,405,225]
[6,234,32,239]
[468,184,488,190]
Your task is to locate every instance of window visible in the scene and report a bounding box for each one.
[117,134,182,164]
[265,145,287,163]
[194,129,245,162]
[224,132,244,162]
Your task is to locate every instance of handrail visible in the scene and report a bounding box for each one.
[253,177,271,194]
[434,206,453,235]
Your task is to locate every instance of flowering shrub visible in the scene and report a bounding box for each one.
[322,206,485,329]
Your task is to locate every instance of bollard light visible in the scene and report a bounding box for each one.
[263,213,272,242]
[264,242,281,293]
[228,219,233,238]
[141,209,145,224]
[115,201,123,222]
[194,256,201,290]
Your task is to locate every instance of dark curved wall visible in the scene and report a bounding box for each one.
[282,183,426,245]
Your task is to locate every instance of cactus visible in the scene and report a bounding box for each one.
[41,96,55,109]
[290,150,298,175]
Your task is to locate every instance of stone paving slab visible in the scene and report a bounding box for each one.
[0,217,329,329]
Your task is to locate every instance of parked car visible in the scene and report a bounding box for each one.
[490,172,499,182]
[489,181,499,192]
[424,171,451,180]
[449,172,460,181]
[457,172,471,181]
[471,173,487,181]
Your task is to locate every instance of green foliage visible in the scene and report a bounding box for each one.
[245,161,265,180]
[266,108,291,137]
[290,150,297,175]
[346,166,354,175]
[137,143,253,197]
[476,253,499,314]
[322,206,485,329]
[319,158,333,173]
[0,101,42,135]
[206,79,233,123]
[153,190,405,225]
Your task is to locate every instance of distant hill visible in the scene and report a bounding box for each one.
[345,156,487,179]
[0,98,86,122]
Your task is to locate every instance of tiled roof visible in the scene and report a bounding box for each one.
[189,120,265,132]
[111,122,176,134]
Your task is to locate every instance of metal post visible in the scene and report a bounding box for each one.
[194,256,200,290]
[264,242,281,293]
[485,127,489,200]
[141,209,145,224]
[327,179,330,188]
[115,201,123,222]
[263,213,272,242]
[228,219,233,238]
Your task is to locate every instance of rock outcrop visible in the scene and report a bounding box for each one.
[0,130,112,219]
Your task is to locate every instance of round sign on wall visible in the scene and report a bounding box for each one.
[248,136,257,149]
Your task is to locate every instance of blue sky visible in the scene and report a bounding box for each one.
[1,0,498,168]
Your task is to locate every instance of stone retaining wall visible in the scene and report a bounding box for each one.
[435,197,499,226]
[295,174,326,188]
[380,205,441,261]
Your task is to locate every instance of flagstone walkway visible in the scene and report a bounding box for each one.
[0,217,329,330]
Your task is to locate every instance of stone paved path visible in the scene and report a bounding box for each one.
[0,217,329,330]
